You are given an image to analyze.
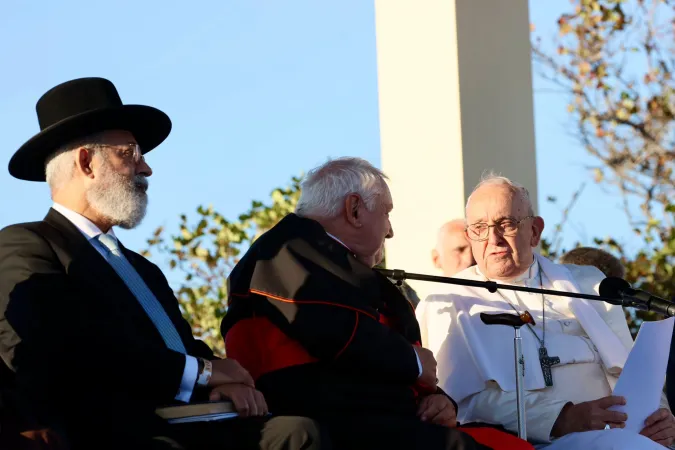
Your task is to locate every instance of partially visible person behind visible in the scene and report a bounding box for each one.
[393,219,476,311]
[417,220,477,346]
[432,219,476,277]
[222,157,534,450]
[559,247,625,279]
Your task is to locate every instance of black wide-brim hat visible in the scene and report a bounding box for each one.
[9,77,172,181]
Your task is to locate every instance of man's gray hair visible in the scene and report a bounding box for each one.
[45,133,105,191]
[296,157,389,218]
[466,171,535,215]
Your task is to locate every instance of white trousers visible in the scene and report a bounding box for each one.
[538,429,665,450]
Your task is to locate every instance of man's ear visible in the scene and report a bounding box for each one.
[76,148,95,179]
[344,194,361,227]
[530,216,545,247]
[431,249,441,269]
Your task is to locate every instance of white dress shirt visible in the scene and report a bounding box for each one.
[52,203,198,403]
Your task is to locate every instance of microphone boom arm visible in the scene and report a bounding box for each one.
[378,268,624,306]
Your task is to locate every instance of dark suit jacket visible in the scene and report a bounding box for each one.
[0,208,213,447]
[222,213,454,420]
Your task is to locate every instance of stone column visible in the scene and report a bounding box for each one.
[375,0,538,300]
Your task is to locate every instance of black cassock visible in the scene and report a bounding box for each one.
[222,214,522,450]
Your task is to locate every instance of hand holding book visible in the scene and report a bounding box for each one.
[157,358,265,424]
[209,384,269,418]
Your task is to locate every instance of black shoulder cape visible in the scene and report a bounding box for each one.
[222,213,428,417]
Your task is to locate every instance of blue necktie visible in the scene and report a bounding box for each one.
[94,233,186,353]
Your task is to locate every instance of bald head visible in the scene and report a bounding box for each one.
[431,219,475,276]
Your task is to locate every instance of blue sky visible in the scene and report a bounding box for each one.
[0,1,636,286]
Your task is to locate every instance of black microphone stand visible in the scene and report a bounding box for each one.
[378,268,623,305]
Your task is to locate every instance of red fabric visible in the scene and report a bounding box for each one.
[225,317,318,381]
[378,312,394,328]
[335,312,359,358]
[226,313,534,450]
[459,427,534,450]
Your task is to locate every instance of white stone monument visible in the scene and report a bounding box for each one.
[375,0,538,300]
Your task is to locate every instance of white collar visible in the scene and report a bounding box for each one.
[52,203,117,240]
[326,232,351,251]
[476,256,540,287]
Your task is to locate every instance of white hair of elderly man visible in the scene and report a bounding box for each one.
[465,171,534,216]
[296,157,389,219]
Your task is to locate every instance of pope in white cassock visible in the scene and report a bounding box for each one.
[416,174,675,449]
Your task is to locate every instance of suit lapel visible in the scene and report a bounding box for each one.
[43,209,137,304]
[41,209,176,346]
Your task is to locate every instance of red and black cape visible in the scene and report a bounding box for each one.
[222,213,532,449]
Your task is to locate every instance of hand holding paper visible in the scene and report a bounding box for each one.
[639,408,675,447]
[610,317,674,433]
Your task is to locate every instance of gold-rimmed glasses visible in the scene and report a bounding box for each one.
[465,216,534,242]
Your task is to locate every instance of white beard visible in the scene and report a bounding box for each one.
[86,161,149,230]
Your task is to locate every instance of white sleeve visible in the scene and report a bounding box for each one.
[414,297,427,377]
[416,297,429,348]
[460,382,569,443]
[575,264,634,351]
[174,355,199,403]
[660,389,671,412]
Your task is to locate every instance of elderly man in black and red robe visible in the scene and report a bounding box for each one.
[221,157,533,450]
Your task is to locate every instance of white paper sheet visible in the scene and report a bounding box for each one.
[610,317,674,432]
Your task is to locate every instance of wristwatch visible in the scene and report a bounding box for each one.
[196,358,213,387]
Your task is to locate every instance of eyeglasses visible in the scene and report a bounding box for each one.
[115,143,144,164]
[87,143,144,164]
[465,216,534,242]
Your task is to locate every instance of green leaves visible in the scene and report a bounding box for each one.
[145,175,303,355]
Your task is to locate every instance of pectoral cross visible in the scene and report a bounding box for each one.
[539,346,560,387]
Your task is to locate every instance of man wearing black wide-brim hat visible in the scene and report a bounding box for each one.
[0,78,326,450]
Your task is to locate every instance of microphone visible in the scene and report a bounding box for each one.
[599,277,675,317]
